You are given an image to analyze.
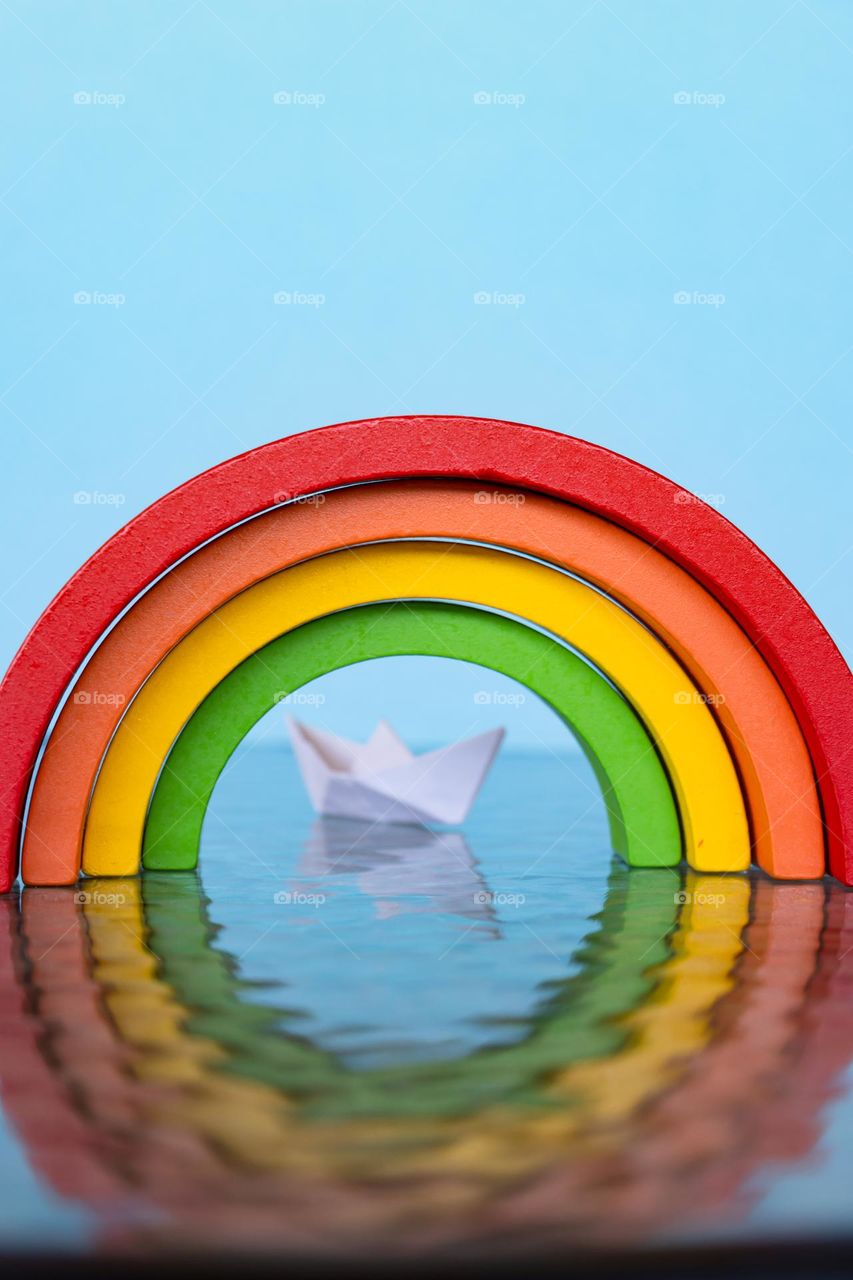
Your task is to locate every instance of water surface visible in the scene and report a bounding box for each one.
[2,744,852,1262]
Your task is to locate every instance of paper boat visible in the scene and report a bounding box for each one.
[286,717,504,826]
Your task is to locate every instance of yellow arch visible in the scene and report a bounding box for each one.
[81,543,750,876]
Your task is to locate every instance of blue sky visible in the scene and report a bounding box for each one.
[3,0,852,747]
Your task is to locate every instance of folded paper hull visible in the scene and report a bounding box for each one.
[287,718,504,826]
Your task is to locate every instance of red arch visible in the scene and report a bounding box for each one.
[1,416,850,890]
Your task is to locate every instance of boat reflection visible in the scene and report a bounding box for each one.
[293,818,500,928]
[1,852,852,1260]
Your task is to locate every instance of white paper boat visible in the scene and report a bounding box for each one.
[286,717,504,826]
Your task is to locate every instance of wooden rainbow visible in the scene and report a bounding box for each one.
[1,416,850,889]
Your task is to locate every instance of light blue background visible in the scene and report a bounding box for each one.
[3,0,852,747]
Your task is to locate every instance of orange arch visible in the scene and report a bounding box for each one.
[23,479,821,885]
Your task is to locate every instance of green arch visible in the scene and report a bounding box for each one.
[143,601,681,870]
